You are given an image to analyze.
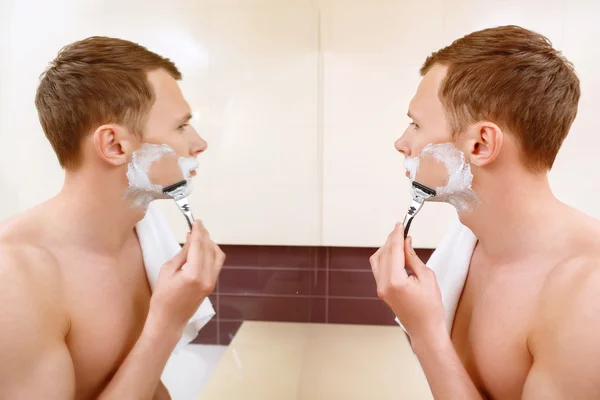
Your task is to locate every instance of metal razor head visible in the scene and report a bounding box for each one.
[163,180,189,201]
[412,180,436,199]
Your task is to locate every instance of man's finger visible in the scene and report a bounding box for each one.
[215,245,226,271]
[381,223,403,262]
[369,248,381,279]
[404,236,428,278]
[182,232,191,251]
[187,220,208,261]
[200,239,217,280]
[390,222,405,247]
[181,221,209,278]
[164,244,189,274]
[190,220,207,243]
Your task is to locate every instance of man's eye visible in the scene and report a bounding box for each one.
[409,122,419,129]
[178,123,190,131]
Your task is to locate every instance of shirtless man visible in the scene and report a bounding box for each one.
[0,37,225,399]
[371,26,600,399]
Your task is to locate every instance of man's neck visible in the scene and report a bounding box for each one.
[53,167,146,254]
[458,171,565,264]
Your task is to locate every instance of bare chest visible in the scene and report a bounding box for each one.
[451,255,543,399]
[58,244,151,399]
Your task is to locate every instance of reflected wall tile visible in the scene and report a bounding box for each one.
[219,295,326,323]
[329,247,376,270]
[328,298,396,325]
[220,245,318,270]
[219,320,244,345]
[219,269,326,296]
[191,320,219,345]
[328,270,377,298]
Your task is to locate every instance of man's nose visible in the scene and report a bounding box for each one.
[395,136,411,157]
[190,135,208,157]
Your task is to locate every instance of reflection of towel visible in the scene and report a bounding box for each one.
[136,202,215,348]
[396,216,477,334]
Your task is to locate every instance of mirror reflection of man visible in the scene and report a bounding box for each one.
[372,25,600,399]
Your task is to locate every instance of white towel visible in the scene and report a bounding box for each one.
[136,201,216,348]
[396,216,477,335]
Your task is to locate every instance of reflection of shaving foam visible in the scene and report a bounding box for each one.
[403,142,480,213]
[125,143,197,210]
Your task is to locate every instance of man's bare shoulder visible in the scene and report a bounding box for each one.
[0,207,65,307]
[532,213,600,337]
[0,213,74,398]
[528,209,600,335]
[0,215,70,351]
[541,211,600,297]
[0,201,53,244]
[561,206,600,254]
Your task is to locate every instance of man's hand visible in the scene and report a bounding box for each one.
[99,221,225,399]
[148,220,225,337]
[370,223,446,342]
[370,224,483,399]
[153,381,171,400]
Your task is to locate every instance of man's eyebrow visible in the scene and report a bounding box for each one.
[175,113,192,126]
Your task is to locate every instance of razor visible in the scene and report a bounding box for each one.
[163,180,194,230]
[403,181,436,238]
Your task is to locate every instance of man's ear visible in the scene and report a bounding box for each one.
[92,124,138,166]
[462,122,503,167]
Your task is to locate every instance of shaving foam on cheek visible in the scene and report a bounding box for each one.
[404,142,480,213]
[178,157,199,180]
[403,157,420,181]
[124,143,197,210]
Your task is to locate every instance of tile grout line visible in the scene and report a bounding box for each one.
[218,318,396,326]
[216,279,221,345]
[316,1,324,247]
[220,266,377,272]
[219,293,381,300]
[325,247,330,323]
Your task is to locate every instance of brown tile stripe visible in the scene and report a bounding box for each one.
[218,269,326,296]
[192,245,434,344]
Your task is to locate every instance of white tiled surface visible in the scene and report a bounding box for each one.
[549,0,600,214]
[319,0,455,248]
[162,344,227,400]
[441,0,565,49]
[2,0,600,247]
[321,0,600,247]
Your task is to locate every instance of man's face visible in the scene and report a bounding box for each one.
[141,69,207,176]
[395,64,455,164]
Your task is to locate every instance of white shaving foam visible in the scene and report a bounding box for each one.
[403,157,420,181]
[125,143,197,210]
[404,142,480,213]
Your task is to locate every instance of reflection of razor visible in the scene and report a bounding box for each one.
[403,181,436,238]
[163,180,194,230]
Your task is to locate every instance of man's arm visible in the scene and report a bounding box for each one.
[0,248,76,399]
[411,332,483,400]
[97,317,180,399]
[370,226,483,400]
[522,264,600,399]
[99,220,223,399]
